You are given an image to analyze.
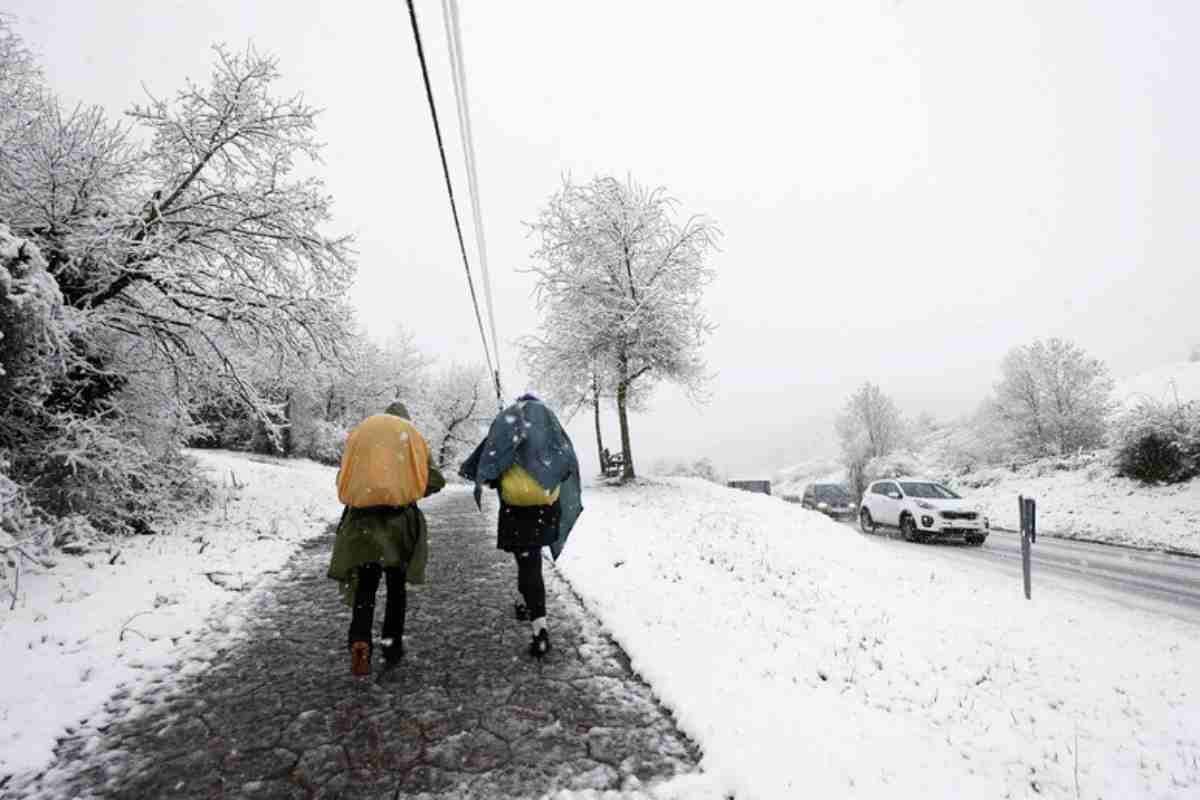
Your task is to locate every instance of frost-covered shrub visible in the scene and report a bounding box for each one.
[187,395,259,451]
[23,414,213,540]
[1111,399,1200,484]
[1,455,53,552]
[296,418,346,466]
[656,457,724,484]
[0,225,73,401]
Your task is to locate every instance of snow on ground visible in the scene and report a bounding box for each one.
[559,477,1200,800]
[0,449,338,778]
[952,454,1200,555]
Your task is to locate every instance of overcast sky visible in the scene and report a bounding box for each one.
[10,1,1199,476]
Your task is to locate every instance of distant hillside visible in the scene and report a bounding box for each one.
[1113,360,1200,408]
[772,458,843,498]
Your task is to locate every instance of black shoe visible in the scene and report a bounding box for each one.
[381,636,403,667]
[514,602,530,621]
[529,629,550,659]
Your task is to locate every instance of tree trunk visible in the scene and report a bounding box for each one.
[592,371,605,473]
[282,390,294,456]
[438,411,466,470]
[616,355,635,481]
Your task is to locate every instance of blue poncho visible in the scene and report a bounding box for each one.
[459,396,583,559]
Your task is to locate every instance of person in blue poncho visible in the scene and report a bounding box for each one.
[459,394,583,658]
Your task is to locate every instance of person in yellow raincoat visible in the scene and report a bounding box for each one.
[328,401,445,676]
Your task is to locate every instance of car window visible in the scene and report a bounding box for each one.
[815,485,849,501]
[899,482,961,499]
[874,482,897,496]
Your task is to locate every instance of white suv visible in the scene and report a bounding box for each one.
[859,478,988,545]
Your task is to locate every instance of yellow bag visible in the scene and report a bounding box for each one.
[337,415,430,508]
[500,464,560,507]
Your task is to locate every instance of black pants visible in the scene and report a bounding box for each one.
[514,548,545,621]
[349,563,406,645]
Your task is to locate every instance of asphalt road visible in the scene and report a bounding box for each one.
[851,521,1200,623]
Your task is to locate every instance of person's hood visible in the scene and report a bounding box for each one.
[384,401,411,420]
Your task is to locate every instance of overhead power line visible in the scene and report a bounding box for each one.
[404,0,502,407]
[441,0,503,401]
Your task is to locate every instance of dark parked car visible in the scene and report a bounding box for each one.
[801,483,856,519]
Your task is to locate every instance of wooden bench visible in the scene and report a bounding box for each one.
[601,450,626,478]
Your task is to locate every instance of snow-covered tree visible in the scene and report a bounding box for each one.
[0,13,42,150]
[0,33,355,541]
[416,363,491,471]
[2,45,353,425]
[935,399,1016,473]
[836,382,904,500]
[993,338,1114,457]
[185,322,432,464]
[522,316,614,473]
[525,175,719,480]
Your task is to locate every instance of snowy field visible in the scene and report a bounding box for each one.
[955,457,1200,555]
[558,478,1200,799]
[0,450,339,778]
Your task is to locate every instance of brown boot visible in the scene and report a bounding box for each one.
[350,640,371,676]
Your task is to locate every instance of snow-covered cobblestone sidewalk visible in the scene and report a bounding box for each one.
[1,450,337,779]
[5,473,710,799]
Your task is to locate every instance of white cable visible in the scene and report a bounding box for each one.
[442,0,503,398]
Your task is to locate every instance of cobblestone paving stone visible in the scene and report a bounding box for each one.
[15,490,702,799]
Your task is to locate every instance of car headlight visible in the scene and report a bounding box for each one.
[817,502,829,510]
[916,501,935,510]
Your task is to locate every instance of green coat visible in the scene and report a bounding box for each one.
[327,459,446,604]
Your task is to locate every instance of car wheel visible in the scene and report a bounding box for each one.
[859,507,876,534]
[900,514,919,543]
